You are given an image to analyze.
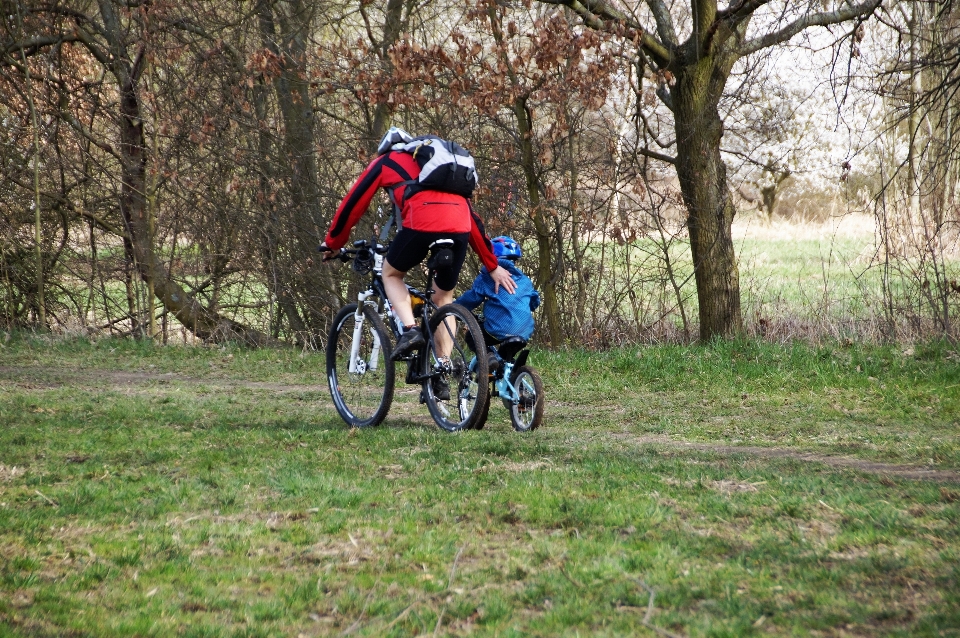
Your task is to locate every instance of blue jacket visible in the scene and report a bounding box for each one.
[455,259,540,341]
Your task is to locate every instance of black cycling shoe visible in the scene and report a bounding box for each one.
[391,328,424,361]
[431,376,451,401]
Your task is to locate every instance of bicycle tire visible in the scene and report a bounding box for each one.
[423,303,488,432]
[326,303,395,428]
[473,385,492,431]
[504,365,544,432]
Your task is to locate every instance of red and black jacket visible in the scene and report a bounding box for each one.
[324,151,499,271]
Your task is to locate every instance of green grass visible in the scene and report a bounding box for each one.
[737,235,879,308]
[1,335,958,636]
[578,230,895,339]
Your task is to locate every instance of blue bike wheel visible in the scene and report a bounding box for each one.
[505,365,543,432]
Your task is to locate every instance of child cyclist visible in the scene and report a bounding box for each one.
[454,236,540,355]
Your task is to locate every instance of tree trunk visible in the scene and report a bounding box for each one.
[568,126,587,332]
[514,96,563,346]
[262,0,322,233]
[673,61,744,341]
[368,0,408,152]
[17,2,45,328]
[93,0,274,348]
[907,1,923,224]
[114,59,273,345]
[255,3,308,337]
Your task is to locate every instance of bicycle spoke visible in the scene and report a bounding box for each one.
[423,303,488,431]
[326,304,395,428]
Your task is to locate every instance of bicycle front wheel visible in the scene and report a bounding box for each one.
[505,365,544,432]
[326,303,395,428]
[423,303,488,432]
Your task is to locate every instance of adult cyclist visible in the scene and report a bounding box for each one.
[319,127,517,364]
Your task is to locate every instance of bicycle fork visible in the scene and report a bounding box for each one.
[348,290,383,374]
[496,361,523,405]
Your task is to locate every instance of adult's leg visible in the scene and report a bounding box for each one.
[382,260,414,328]
[384,259,426,361]
[429,233,470,360]
[432,284,456,359]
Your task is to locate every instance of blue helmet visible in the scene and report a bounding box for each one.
[491,236,522,260]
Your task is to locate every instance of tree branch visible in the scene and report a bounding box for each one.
[537,0,672,68]
[637,146,676,165]
[718,0,772,23]
[163,18,244,69]
[357,3,381,52]
[72,25,113,68]
[6,175,127,238]
[4,34,80,57]
[656,84,674,112]
[637,109,675,148]
[645,0,678,47]
[739,0,882,56]
[61,110,120,159]
[130,44,146,84]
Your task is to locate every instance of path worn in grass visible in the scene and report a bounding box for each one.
[3,364,956,483]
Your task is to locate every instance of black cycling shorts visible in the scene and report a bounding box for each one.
[385,229,470,292]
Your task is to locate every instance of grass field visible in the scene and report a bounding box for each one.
[735,215,885,328]
[1,335,959,637]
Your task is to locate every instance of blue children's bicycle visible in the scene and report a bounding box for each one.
[469,331,544,432]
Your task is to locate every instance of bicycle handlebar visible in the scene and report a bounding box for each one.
[319,239,388,263]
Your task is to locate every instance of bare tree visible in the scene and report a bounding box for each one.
[537,0,882,340]
[872,0,960,340]
[1,1,273,344]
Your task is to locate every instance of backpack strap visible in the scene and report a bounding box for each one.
[378,210,398,242]
[386,188,402,230]
[381,156,419,230]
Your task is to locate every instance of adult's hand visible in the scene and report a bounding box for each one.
[489,266,517,295]
[318,242,336,262]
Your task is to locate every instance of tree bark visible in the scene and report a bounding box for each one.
[514,96,563,346]
[672,54,743,340]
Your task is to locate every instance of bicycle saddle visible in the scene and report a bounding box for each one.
[426,239,455,271]
[497,336,528,361]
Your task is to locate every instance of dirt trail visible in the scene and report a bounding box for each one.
[2,365,958,482]
[0,365,324,393]
[609,433,960,482]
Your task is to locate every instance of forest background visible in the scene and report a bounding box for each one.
[1,0,958,349]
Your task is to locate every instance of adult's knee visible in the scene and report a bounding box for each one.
[382,261,406,280]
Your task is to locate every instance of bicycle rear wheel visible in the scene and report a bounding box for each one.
[423,303,488,431]
[472,387,492,431]
[505,365,544,432]
[326,303,395,428]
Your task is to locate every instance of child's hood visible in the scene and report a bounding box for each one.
[496,258,524,276]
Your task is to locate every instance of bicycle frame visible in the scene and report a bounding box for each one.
[327,209,489,431]
[470,355,522,404]
[338,234,442,384]
[495,361,522,403]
